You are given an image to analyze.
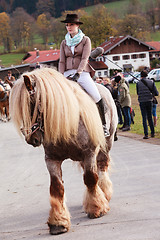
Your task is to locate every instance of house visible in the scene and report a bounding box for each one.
[22,36,156,78]
[89,60,108,78]
[23,48,108,77]
[96,35,155,76]
[23,49,60,69]
[145,41,160,61]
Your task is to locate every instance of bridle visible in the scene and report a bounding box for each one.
[20,89,44,137]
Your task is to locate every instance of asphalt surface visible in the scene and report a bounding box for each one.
[0,121,160,240]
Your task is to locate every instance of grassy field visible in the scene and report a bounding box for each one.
[0,53,25,67]
[83,0,149,16]
[150,31,160,41]
[125,82,160,138]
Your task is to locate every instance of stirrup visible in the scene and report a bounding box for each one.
[103,125,110,137]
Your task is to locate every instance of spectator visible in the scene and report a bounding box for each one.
[4,71,15,88]
[35,62,41,69]
[103,77,118,141]
[111,79,123,125]
[136,70,159,139]
[152,102,157,127]
[114,75,131,131]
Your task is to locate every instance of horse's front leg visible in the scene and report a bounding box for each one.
[97,151,113,202]
[45,158,70,235]
[5,105,10,121]
[83,147,110,219]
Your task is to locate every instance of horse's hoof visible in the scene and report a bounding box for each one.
[88,212,104,219]
[48,223,68,235]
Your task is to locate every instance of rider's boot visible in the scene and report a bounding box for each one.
[96,99,110,137]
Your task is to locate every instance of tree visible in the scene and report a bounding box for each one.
[37,13,51,47]
[127,0,142,15]
[0,12,12,52]
[12,0,37,14]
[145,0,157,32]
[11,7,35,48]
[117,14,150,41]
[80,5,115,47]
[36,0,55,17]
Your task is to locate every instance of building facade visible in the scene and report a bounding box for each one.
[97,35,155,76]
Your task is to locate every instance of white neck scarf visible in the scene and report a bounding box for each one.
[65,29,84,47]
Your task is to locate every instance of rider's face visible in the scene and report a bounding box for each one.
[66,23,79,37]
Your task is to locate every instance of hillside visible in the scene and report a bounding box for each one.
[0,0,150,17]
[83,0,149,17]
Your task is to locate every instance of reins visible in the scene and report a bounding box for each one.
[21,89,44,137]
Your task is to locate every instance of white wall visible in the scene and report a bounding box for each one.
[99,51,150,75]
[94,69,108,77]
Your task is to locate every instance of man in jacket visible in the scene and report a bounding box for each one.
[136,70,159,139]
[115,75,131,131]
[4,71,15,88]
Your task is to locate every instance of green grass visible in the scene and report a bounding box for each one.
[33,34,44,44]
[150,31,160,41]
[83,0,149,17]
[0,53,25,67]
[124,82,160,138]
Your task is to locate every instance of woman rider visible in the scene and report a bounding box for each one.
[58,14,109,137]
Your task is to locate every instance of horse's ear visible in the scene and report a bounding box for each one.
[24,75,33,92]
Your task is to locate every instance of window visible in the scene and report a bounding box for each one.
[131,54,138,59]
[139,53,146,58]
[104,71,108,76]
[122,55,130,60]
[98,72,101,76]
[113,56,120,61]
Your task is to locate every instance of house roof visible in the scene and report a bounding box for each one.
[89,61,108,70]
[146,41,160,52]
[23,49,60,64]
[99,35,155,54]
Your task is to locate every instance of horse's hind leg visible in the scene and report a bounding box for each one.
[0,106,7,122]
[97,151,113,202]
[45,159,70,235]
[83,148,110,219]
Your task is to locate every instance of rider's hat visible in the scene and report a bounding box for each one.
[61,14,83,25]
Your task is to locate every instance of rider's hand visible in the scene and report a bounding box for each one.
[71,73,80,82]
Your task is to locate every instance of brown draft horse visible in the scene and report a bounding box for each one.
[9,67,118,235]
[0,84,10,122]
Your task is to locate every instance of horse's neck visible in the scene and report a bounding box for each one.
[0,85,5,92]
[0,86,7,100]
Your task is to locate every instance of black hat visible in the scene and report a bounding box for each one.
[114,75,121,83]
[61,14,83,25]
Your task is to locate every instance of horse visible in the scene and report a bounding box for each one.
[9,67,118,235]
[0,84,10,122]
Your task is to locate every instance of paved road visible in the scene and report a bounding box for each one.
[0,121,160,240]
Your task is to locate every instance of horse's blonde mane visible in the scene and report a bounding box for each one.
[10,67,106,151]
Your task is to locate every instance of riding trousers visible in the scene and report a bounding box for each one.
[64,69,101,103]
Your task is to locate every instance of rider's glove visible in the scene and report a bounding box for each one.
[71,73,80,82]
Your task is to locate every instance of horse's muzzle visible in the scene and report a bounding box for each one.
[25,131,43,147]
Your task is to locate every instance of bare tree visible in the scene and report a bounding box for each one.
[117,14,150,41]
[36,0,55,17]
[10,7,35,48]
[145,0,157,32]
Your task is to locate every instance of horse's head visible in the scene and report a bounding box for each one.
[21,75,44,147]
